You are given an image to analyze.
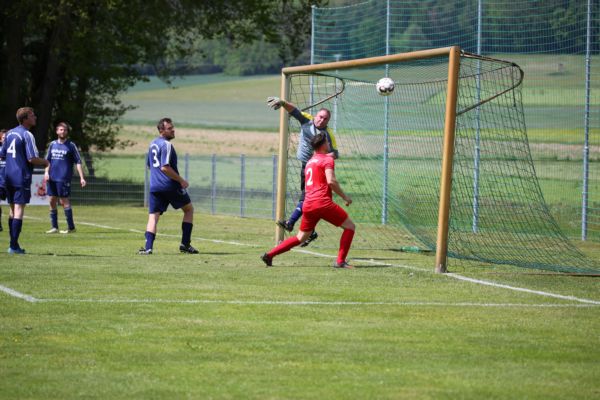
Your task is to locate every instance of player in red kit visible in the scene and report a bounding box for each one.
[261,132,356,269]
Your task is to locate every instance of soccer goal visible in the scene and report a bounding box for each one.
[275,46,598,274]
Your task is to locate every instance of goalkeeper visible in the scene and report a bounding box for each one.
[267,96,339,247]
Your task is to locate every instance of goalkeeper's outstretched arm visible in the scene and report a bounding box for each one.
[266,96,297,114]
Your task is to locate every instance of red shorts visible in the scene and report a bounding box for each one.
[300,201,348,232]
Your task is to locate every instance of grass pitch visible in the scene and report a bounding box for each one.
[1,205,599,399]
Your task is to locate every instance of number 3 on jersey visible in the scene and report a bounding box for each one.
[305,167,313,186]
[151,148,160,167]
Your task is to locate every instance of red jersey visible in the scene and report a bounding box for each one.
[303,153,335,212]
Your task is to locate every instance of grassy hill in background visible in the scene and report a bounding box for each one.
[121,74,280,130]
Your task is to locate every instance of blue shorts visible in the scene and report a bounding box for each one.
[149,189,191,214]
[6,185,31,205]
[0,186,6,201]
[46,180,71,198]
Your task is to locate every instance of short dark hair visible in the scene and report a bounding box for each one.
[16,107,34,124]
[318,108,331,117]
[157,117,173,132]
[311,132,327,150]
[56,121,71,132]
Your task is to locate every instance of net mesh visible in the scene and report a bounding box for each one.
[282,52,599,274]
[312,0,600,242]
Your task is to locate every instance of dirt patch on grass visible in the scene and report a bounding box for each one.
[114,125,279,156]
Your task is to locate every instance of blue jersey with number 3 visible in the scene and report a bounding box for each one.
[0,125,39,187]
[148,136,180,192]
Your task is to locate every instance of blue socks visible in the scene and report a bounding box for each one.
[144,231,156,251]
[50,209,59,229]
[181,222,193,246]
[288,200,303,226]
[10,218,23,250]
[64,207,75,230]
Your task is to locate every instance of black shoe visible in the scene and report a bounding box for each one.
[333,261,354,269]
[138,247,153,255]
[300,231,318,247]
[276,219,294,232]
[180,244,199,254]
[261,253,273,267]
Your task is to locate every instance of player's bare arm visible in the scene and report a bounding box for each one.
[325,168,352,206]
[30,157,49,167]
[76,164,86,187]
[161,165,189,189]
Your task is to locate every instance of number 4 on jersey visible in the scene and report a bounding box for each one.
[7,139,17,158]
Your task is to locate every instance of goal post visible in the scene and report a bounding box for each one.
[435,46,461,273]
[275,46,599,274]
[276,46,462,272]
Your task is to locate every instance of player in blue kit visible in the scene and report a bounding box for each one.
[0,129,7,232]
[138,117,199,255]
[0,107,50,254]
[44,122,87,234]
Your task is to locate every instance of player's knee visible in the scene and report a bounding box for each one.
[344,219,355,231]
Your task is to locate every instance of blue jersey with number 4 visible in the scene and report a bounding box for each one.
[0,125,39,187]
[46,140,82,182]
[148,136,180,192]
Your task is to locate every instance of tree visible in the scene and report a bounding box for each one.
[0,0,324,170]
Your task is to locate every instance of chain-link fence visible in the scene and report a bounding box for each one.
[20,153,279,220]
[311,0,599,241]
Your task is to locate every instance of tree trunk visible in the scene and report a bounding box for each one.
[74,76,95,177]
[1,12,25,128]
[35,3,72,151]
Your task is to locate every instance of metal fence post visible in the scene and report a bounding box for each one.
[472,0,483,233]
[381,0,391,225]
[184,153,189,181]
[143,153,149,207]
[582,0,592,241]
[240,154,246,218]
[272,154,277,220]
[211,154,216,215]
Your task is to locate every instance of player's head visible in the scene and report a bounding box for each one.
[314,108,331,129]
[55,122,70,139]
[311,132,329,153]
[0,129,7,144]
[16,107,36,128]
[157,117,175,140]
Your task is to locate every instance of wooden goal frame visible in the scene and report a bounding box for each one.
[275,46,461,273]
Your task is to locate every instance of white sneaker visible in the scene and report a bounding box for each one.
[46,228,59,234]
[60,228,76,234]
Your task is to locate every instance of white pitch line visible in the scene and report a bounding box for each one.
[446,274,600,305]
[34,298,600,308]
[0,284,39,303]
[20,215,600,306]
[297,249,600,305]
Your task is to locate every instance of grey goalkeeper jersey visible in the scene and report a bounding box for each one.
[290,108,338,163]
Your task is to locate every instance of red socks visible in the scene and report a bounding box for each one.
[268,236,301,258]
[337,229,355,264]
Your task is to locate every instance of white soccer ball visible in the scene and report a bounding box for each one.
[376,77,395,96]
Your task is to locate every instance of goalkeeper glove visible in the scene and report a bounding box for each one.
[267,96,285,110]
